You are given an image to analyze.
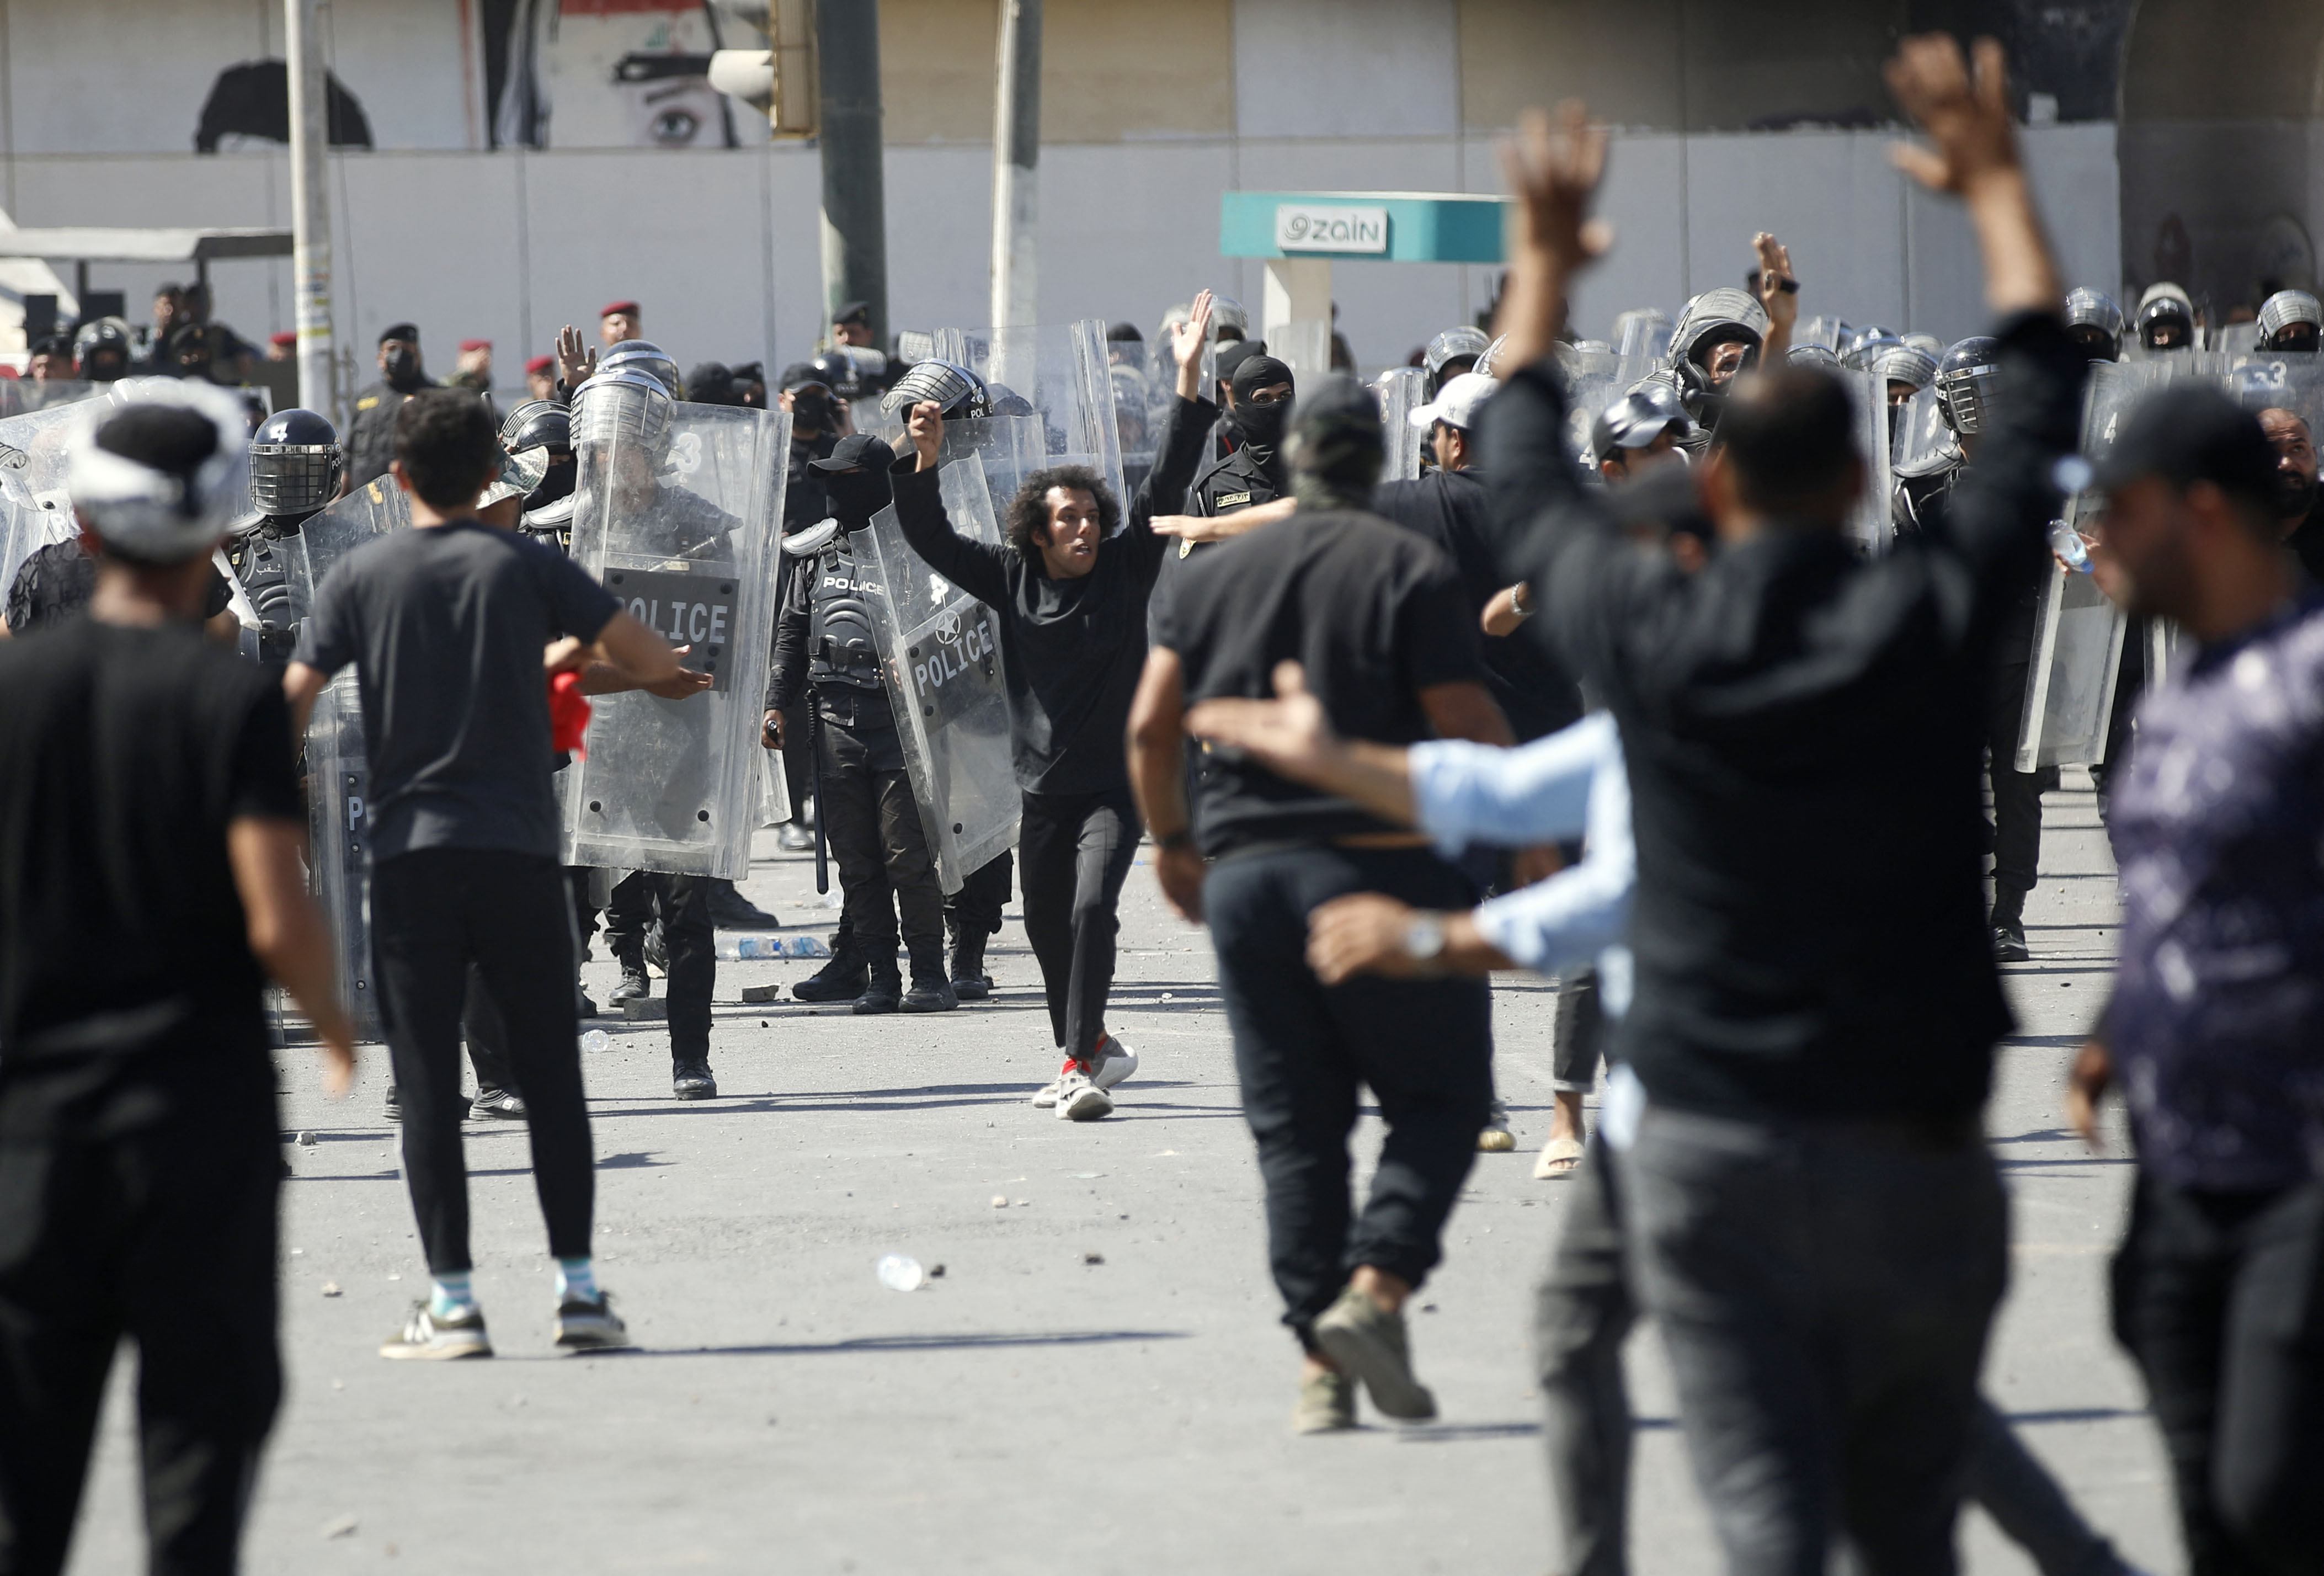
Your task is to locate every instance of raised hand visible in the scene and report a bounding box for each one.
[1886,34,2018,195]
[1753,233,1798,328]
[1499,102,1612,278]
[555,324,598,390]
[1172,290,1216,400]
[907,400,945,471]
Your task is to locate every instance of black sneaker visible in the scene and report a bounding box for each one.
[673,1059,718,1100]
[1992,922,2030,962]
[610,968,651,1005]
[470,1087,528,1120]
[555,1292,633,1353]
[706,878,781,930]
[380,1301,492,1360]
[900,978,958,1013]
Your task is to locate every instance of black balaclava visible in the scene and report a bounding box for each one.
[383,346,422,390]
[1285,376,1382,511]
[827,468,893,528]
[1229,353,1296,459]
[526,451,577,512]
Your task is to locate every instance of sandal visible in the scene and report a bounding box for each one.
[1532,1134,1586,1181]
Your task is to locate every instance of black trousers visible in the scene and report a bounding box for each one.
[820,714,943,966]
[2111,1172,2324,1576]
[603,871,714,1061]
[1552,968,1605,1094]
[1986,658,2049,914]
[0,1040,280,1576]
[1018,787,1139,1058]
[1207,844,1493,1343]
[371,849,594,1275]
[947,851,1013,936]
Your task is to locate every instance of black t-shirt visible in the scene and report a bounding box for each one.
[889,393,1218,795]
[1155,508,1481,854]
[6,539,232,636]
[1372,466,1583,742]
[0,618,303,1057]
[295,519,619,862]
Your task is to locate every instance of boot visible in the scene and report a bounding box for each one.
[852,955,903,1015]
[947,917,992,1002]
[706,877,780,930]
[903,938,958,1013]
[609,944,650,1005]
[792,931,867,1003]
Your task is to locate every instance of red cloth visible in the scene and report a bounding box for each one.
[599,300,639,320]
[548,669,591,759]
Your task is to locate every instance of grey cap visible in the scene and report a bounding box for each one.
[1590,381,1692,462]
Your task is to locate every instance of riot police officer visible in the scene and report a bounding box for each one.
[2064,287,2124,361]
[2134,284,2196,352]
[344,324,437,485]
[1894,336,2050,960]
[1422,326,1491,397]
[1662,287,1768,430]
[223,407,342,667]
[2256,289,2322,355]
[763,431,955,1014]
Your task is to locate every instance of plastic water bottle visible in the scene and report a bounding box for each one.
[2048,519,2092,573]
[876,1254,925,1292]
[789,935,830,959]
[717,936,781,960]
[580,1029,611,1054]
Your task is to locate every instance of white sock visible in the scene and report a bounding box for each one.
[556,1256,599,1305]
[429,1271,476,1318]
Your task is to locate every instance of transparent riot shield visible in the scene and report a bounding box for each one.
[857,449,1021,893]
[304,671,382,1041]
[1890,387,1950,476]
[1555,346,1625,476]
[0,395,106,595]
[0,380,113,418]
[2010,358,2164,768]
[562,402,786,879]
[291,475,410,623]
[932,321,1127,515]
[1375,367,1427,482]
[2222,352,2324,434]
[1842,368,1894,555]
[937,414,1045,529]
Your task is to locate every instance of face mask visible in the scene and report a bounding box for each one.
[2274,465,2319,521]
[825,467,893,526]
[1233,397,1288,450]
[384,346,419,385]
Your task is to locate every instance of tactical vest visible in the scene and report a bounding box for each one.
[223,515,309,663]
[807,536,886,692]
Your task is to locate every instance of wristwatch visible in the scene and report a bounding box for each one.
[1404,911,1446,968]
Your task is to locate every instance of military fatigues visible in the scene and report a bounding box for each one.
[765,528,945,991]
[343,377,438,487]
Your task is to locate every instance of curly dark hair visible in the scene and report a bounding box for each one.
[1004,464,1120,558]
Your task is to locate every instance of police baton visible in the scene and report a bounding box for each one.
[806,689,829,896]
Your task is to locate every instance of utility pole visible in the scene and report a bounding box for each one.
[988,0,1041,327]
[815,0,888,348]
[285,0,335,417]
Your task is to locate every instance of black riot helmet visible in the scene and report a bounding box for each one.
[2135,285,2195,352]
[1933,337,2001,436]
[811,349,866,402]
[501,397,572,457]
[73,317,132,381]
[248,407,343,517]
[879,358,992,420]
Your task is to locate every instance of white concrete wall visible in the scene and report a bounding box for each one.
[0,0,2122,409]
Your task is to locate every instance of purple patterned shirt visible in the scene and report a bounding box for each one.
[2107,593,2324,1190]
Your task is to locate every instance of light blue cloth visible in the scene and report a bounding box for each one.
[1406,710,1634,1018]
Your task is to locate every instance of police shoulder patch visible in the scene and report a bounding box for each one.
[355,395,380,411]
[1216,491,1253,508]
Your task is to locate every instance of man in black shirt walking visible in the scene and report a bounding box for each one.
[1128,377,1515,1431]
[288,390,689,1360]
[0,386,355,1575]
[1480,36,2081,1567]
[891,294,1222,1120]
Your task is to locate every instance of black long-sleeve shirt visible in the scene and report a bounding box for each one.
[889,393,1218,795]
[1480,311,2086,1122]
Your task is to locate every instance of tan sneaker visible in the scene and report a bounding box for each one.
[1312,1284,1435,1421]
[1293,1366,1357,1434]
[1477,1098,1516,1152]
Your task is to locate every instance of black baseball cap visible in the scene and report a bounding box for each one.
[379,322,418,344]
[833,300,871,327]
[807,432,896,472]
[2094,384,2279,510]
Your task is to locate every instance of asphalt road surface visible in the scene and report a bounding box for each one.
[62,776,2172,1574]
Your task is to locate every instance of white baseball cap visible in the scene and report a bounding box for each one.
[1408,371,1498,433]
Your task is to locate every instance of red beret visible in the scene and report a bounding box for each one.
[269,331,297,347]
[599,300,639,320]
[459,338,491,353]
[525,354,555,375]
